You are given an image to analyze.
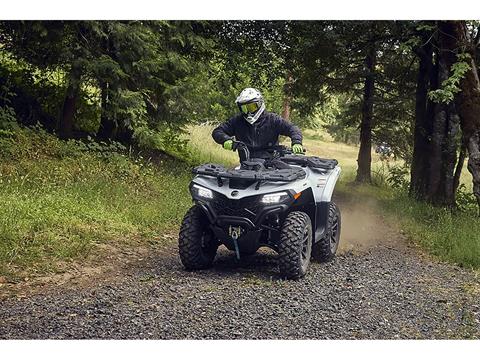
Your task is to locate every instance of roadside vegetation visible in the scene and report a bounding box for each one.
[0,126,192,277]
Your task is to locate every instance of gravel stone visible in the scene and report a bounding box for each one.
[1,242,479,339]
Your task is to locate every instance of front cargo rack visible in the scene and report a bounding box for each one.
[193,163,307,182]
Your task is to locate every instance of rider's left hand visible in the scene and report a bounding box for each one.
[292,144,304,154]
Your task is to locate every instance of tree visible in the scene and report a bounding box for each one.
[356,39,376,183]
[288,21,415,182]
[409,21,470,207]
[409,26,435,200]
[0,21,216,144]
[0,21,85,137]
[438,21,480,212]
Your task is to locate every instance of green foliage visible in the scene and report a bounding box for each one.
[0,126,193,276]
[428,53,472,103]
[0,21,218,140]
[456,184,478,212]
[322,94,360,144]
[0,79,19,133]
[0,88,17,131]
[0,49,62,130]
[74,84,101,133]
[387,164,410,190]
[0,105,16,128]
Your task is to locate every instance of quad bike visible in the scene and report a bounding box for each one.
[375,143,393,162]
[178,141,342,280]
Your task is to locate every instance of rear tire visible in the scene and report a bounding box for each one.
[179,205,218,270]
[277,211,312,280]
[312,202,341,262]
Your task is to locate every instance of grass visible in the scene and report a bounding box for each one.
[186,124,238,167]
[0,127,193,277]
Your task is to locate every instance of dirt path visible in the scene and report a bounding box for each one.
[1,197,479,339]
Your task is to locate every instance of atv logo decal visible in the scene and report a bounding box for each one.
[231,190,239,197]
[229,226,243,240]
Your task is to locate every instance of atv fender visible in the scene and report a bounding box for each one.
[316,166,341,202]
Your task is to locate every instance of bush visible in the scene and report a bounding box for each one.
[456,184,478,213]
[387,164,410,190]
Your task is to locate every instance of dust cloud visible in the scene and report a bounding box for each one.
[337,197,403,253]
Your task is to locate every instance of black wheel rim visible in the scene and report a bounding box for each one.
[200,231,213,252]
[329,213,339,251]
[301,226,311,262]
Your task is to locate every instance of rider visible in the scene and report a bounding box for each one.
[212,88,303,159]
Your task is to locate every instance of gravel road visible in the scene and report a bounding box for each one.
[1,201,479,339]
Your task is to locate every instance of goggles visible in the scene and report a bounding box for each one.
[239,102,261,114]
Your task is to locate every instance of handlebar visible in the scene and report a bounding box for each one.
[232,141,251,162]
[231,141,305,162]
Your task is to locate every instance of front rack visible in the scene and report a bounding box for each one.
[193,163,306,182]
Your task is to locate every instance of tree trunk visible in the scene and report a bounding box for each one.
[467,136,480,214]
[97,82,116,141]
[281,95,291,120]
[410,39,434,200]
[356,43,376,183]
[58,69,81,139]
[443,103,461,206]
[453,144,467,193]
[445,21,480,213]
[281,73,293,120]
[427,100,448,204]
[423,24,461,207]
[426,54,456,206]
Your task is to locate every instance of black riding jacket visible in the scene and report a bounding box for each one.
[212,111,303,157]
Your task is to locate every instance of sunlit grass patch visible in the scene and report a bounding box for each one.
[0,127,193,277]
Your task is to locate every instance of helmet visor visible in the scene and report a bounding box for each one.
[240,102,260,114]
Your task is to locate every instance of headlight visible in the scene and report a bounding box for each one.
[192,184,213,199]
[261,191,290,204]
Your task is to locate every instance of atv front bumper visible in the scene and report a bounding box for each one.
[191,186,296,253]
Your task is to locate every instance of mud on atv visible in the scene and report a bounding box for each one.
[178,142,341,280]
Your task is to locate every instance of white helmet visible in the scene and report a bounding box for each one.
[235,87,265,124]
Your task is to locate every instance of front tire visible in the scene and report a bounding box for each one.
[179,206,218,270]
[277,211,312,280]
[312,202,341,262]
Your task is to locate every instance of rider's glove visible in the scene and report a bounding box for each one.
[223,140,234,151]
[292,144,304,154]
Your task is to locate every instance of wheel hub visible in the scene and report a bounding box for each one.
[301,227,310,262]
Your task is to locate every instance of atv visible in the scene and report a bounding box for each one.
[178,141,341,279]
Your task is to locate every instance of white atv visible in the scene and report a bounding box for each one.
[178,141,341,279]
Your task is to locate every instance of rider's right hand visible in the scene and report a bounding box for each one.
[223,139,234,151]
